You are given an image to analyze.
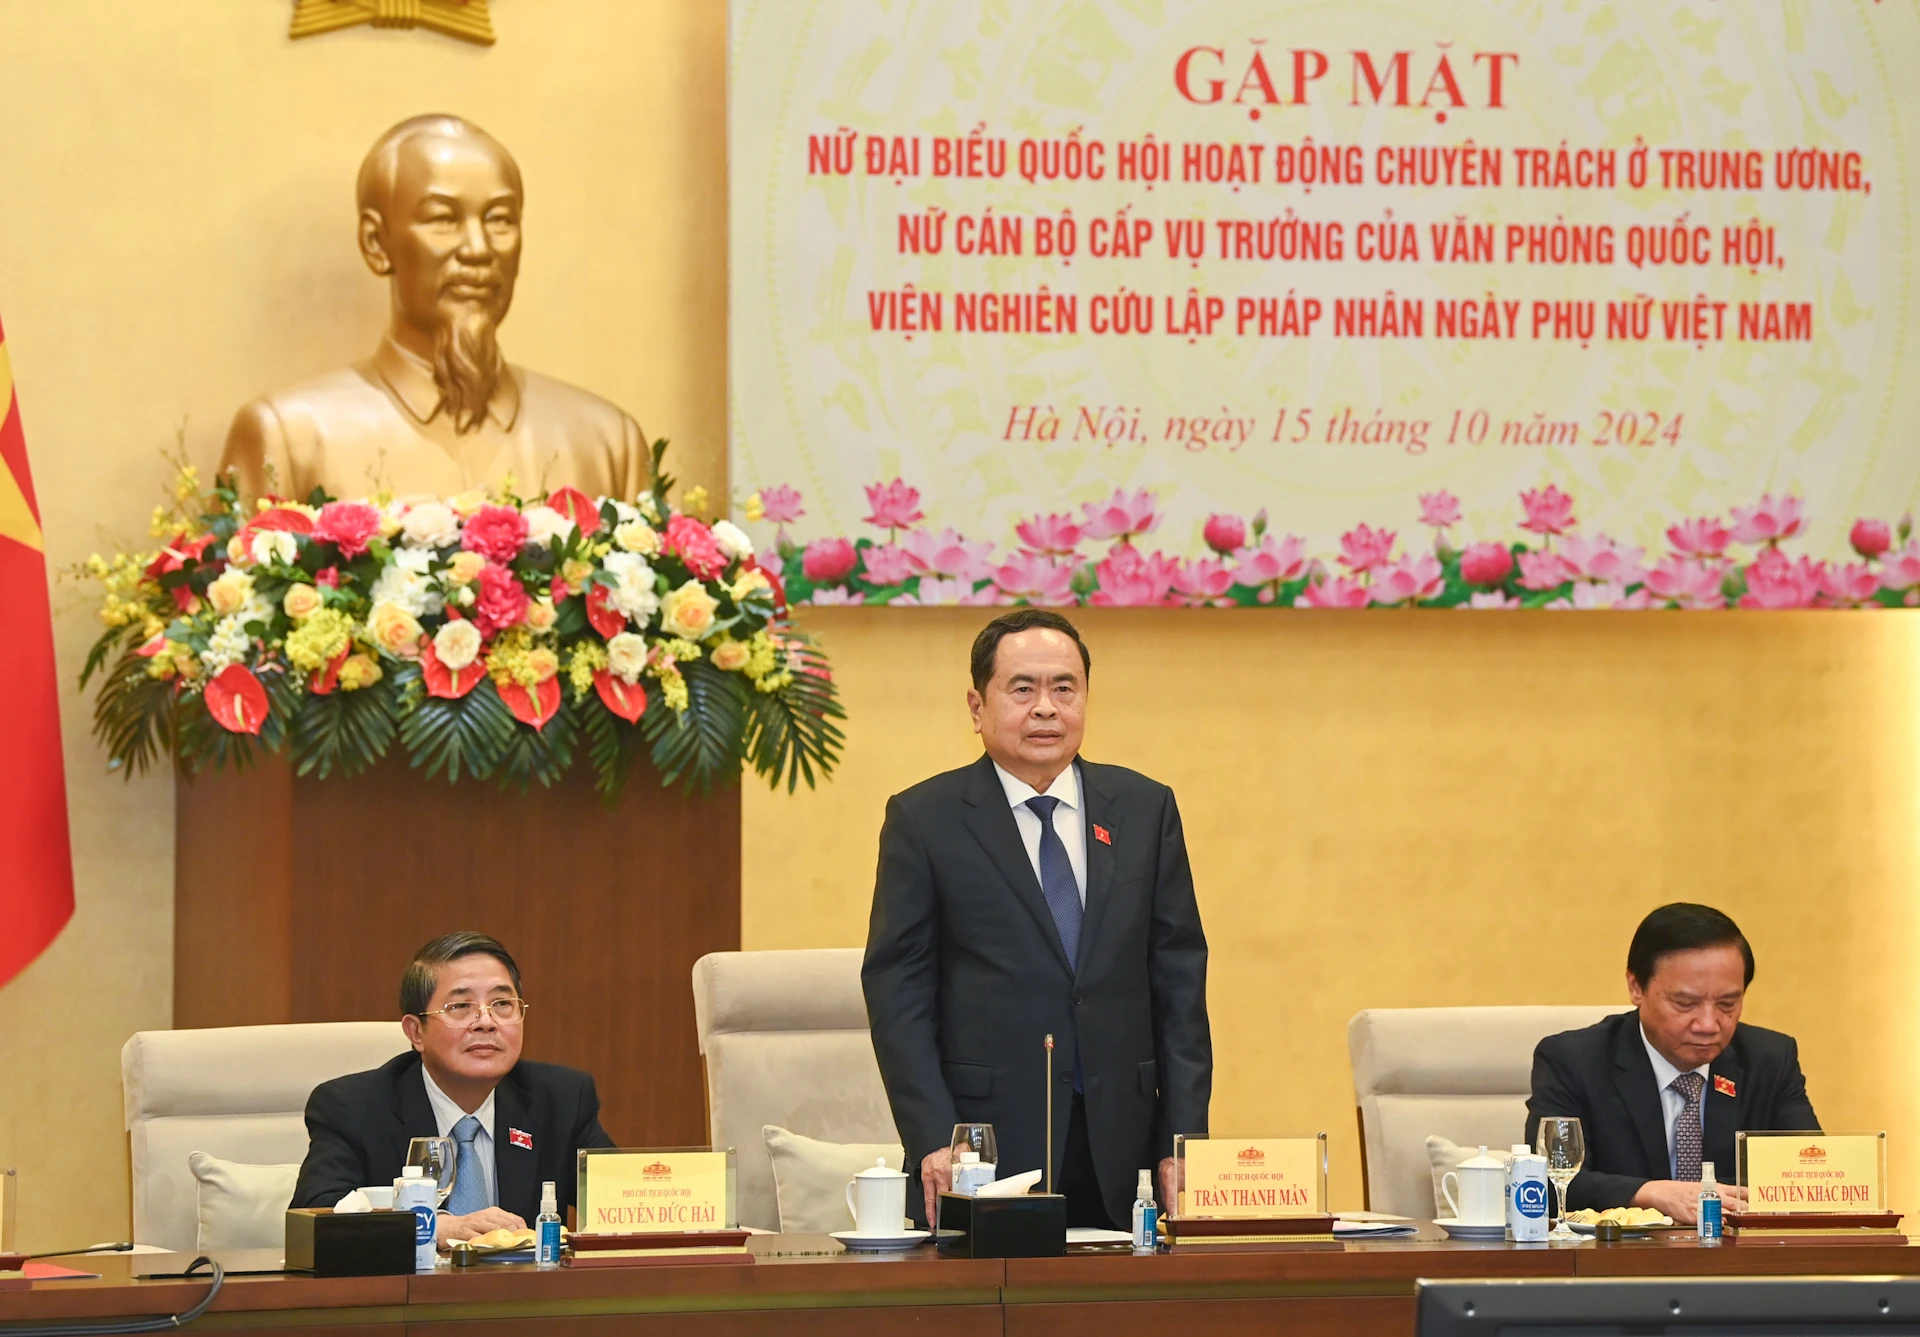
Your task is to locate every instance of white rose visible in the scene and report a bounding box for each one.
[613,519,659,555]
[400,501,462,549]
[432,619,481,671]
[367,561,444,619]
[522,505,577,548]
[392,546,433,576]
[248,530,298,566]
[603,552,660,622]
[606,632,649,684]
[609,500,640,525]
[710,519,753,561]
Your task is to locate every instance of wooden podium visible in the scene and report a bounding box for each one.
[173,755,740,1146]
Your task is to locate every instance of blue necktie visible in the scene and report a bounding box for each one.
[447,1115,489,1215]
[1026,795,1084,1092]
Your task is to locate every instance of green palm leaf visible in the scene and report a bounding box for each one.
[643,659,746,793]
[396,674,516,784]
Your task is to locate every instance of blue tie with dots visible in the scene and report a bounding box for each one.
[447,1115,489,1215]
[1026,795,1084,1092]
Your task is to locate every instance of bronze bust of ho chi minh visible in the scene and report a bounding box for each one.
[220,114,646,502]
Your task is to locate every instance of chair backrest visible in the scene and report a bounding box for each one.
[692,949,897,1231]
[1347,1005,1628,1217]
[122,1021,409,1249]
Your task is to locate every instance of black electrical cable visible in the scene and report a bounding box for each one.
[0,1255,224,1337]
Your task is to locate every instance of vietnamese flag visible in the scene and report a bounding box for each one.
[0,314,73,987]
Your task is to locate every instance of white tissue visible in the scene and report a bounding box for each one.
[975,1169,1043,1197]
[333,1190,371,1214]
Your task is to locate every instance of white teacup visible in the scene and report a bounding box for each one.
[1441,1146,1508,1226]
[359,1185,396,1211]
[844,1158,908,1235]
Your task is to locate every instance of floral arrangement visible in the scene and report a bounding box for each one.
[748,476,1917,611]
[81,444,842,795]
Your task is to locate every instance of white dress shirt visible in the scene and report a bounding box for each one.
[1641,1024,1711,1179]
[994,760,1087,906]
[421,1068,498,1208]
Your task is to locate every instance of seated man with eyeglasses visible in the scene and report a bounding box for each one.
[291,931,615,1243]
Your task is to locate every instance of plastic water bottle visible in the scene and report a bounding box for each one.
[952,1151,997,1196]
[1131,1169,1158,1254]
[394,1165,438,1271]
[1697,1161,1723,1245]
[536,1180,563,1268]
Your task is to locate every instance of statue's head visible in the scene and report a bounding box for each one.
[357,115,524,431]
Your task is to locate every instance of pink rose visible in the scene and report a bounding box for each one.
[1518,484,1577,536]
[863,478,925,531]
[1559,533,1647,586]
[313,501,382,559]
[1851,518,1893,560]
[461,504,530,563]
[859,543,915,586]
[801,536,858,584]
[1015,512,1084,555]
[1666,516,1732,558]
[991,551,1076,606]
[1644,556,1726,609]
[1458,542,1514,587]
[1235,534,1308,586]
[473,562,531,637]
[1819,561,1880,607]
[1337,523,1397,573]
[1369,553,1444,606]
[1080,488,1161,543]
[1201,513,1247,555]
[903,527,997,581]
[1172,556,1235,603]
[663,513,728,580]
[1088,545,1178,606]
[1879,541,1920,592]
[1516,549,1571,591]
[1730,493,1806,545]
[1738,548,1822,608]
[1418,491,1462,529]
[758,484,805,525]
[1294,575,1370,608]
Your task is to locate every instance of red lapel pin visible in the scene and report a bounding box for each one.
[1093,824,1111,845]
[508,1127,534,1150]
[1713,1076,1736,1098]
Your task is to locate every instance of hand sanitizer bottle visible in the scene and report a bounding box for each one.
[1131,1169,1158,1254]
[1697,1162,1723,1245]
[536,1180,563,1268]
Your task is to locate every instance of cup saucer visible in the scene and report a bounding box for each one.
[830,1228,931,1251]
[1434,1217,1508,1239]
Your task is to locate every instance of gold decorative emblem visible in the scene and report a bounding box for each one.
[290,0,495,47]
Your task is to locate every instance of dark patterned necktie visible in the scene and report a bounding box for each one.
[1671,1072,1705,1181]
[1025,795,1084,1093]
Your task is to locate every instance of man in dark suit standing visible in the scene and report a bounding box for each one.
[292,931,615,1243]
[863,610,1212,1228]
[1526,903,1818,1222]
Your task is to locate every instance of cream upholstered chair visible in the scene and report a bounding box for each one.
[1347,1005,1627,1218]
[122,1021,408,1249]
[692,949,897,1232]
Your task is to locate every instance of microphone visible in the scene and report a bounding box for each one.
[1044,1033,1055,1196]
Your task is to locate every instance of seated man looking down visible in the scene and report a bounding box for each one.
[292,931,614,1243]
[1525,903,1818,1223]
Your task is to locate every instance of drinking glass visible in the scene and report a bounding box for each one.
[1535,1117,1585,1240]
[950,1122,998,1171]
[407,1136,458,1209]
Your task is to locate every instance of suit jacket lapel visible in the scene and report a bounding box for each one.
[962,754,1073,977]
[1075,760,1117,985]
[391,1053,438,1140]
[1706,1035,1746,1180]
[1611,1018,1672,1179]
[494,1072,537,1218]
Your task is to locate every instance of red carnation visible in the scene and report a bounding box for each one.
[461,504,530,564]
[473,562,531,637]
[663,513,728,580]
[312,501,382,559]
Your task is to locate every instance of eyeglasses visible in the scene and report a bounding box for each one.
[419,998,530,1026]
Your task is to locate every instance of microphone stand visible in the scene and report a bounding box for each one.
[1044,1033,1055,1196]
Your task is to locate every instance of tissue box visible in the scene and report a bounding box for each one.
[285,1208,416,1277]
[935,1192,1067,1258]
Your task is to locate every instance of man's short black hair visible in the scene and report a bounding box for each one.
[1626,903,1754,988]
[969,609,1091,692]
[400,931,523,1017]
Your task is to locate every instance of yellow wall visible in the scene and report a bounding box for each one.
[744,609,1920,1213]
[0,1,727,1249]
[1,1,1914,1252]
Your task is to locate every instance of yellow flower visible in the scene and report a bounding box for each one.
[525,597,558,633]
[566,641,609,699]
[484,627,559,688]
[614,520,659,555]
[656,664,689,714]
[659,580,719,640]
[286,608,353,673]
[206,569,256,617]
[744,492,765,523]
[711,639,750,672]
[559,558,595,594]
[171,464,200,502]
[283,582,324,620]
[660,637,702,663]
[446,551,488,585]
[449,489,488,518]
[337,652,383,691]
[367,601,424,658]
[226,535,250,565]
[729,568,772,603]
[743,629,779,681]
[525,646,560,682]
[680,485,710,518]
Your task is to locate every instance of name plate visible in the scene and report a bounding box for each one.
[1738,1131,1886,1213]
[576,1147,737,1233]
[1174,1134,1328,1218]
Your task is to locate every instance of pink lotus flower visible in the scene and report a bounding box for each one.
[1739,548,1822,608]
[1666,515,1733,558]
[1643,556,1726,609]
[801,536,858,584]
[1235,534,1308,586]
[1819,561,1880,607]
[903,526,997,581]
[1730,493,1806,545]
[991,551,1077,606]
[1418,490,1462,529]
[1458,542,1514,587]
[1014,512,1084,555]
[758,484,805,526]
[808,586,863,606]
[862,478,925,531]
[313,500,383,559]
[1547,580,1649,611]
[1558,533,1648,586]
[1851,518,1892,560]
[859,543,915,587]
[1516,549,1572,591]
[1518,484,1576,536]
[1337,523,1397,573]
[1369,553,1444,606]
[1172,556,1235,603]
[1202,513,1247,554]
[1465,591,1523,609]
[1294,575,1370,608]
[1879,541,1920,592]
[1080,488,1161,543]
[893,576,1004,607]
[1089,545,1178,606]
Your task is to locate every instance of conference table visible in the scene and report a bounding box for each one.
[6,1227,1916,1336]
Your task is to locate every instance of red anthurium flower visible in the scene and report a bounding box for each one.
[245,506,315,536]
[419,640,485,700]
[593,669,648,723]
[205,665,268,734]
[497,677,563,729]
[547,486,602,536]
[309,645,351,695]
[585,583,627,638]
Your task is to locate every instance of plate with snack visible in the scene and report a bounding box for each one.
[448,1226,567,1263]
[1564,1207,1677,1236]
